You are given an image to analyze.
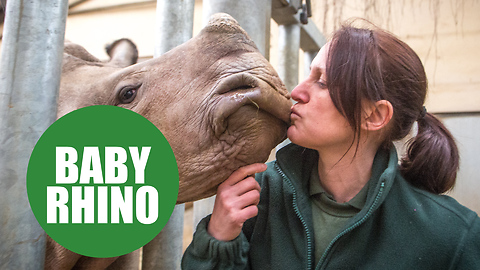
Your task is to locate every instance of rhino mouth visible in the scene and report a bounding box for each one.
[212,72,291,136]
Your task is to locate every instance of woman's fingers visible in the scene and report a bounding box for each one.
[239,204,259,222]
[221,188,260,226]
[222,163,267,186]
[207,163,266,241]
[218,174,261,198]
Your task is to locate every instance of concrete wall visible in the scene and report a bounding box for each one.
[310,0,480,114]
[439,113,480,213]
[63,0,203,61]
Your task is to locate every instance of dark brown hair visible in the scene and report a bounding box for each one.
[326,21,459,194]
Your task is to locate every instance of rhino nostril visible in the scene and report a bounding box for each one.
[229,84,255,92]
[213,71,292,124]
[216,73,258,95]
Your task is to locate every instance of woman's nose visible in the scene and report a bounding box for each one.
[291,80,309,103]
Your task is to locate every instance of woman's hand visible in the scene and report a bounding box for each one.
[207,163,267,241]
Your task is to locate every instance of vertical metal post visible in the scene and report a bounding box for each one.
[278,23,301,92]
[141,1,194,270]
[193,0,273,233]
[275,23,301,150]
[192,196,215,229]
[0,0,68,268]
[153,0,195,57]
[303,51,317,78]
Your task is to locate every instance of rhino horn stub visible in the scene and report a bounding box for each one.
[204,13,253,39]
[203,13,259,55]
[205,13,243,33]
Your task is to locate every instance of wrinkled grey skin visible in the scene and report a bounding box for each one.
[58,13,291,204]
[47,13,291,269]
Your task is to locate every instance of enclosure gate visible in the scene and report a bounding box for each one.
[0,0,324,269]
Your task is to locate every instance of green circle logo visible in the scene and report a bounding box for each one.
[27,105,179,258]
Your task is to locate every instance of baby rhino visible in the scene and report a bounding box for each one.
[48,13,292,269]
[59,13,291,204]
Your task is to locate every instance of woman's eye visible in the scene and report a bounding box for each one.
[317,80,327,89]
[118,85,140,104]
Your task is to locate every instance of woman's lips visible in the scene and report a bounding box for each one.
[290,106,300,122]
[291,106,300,116]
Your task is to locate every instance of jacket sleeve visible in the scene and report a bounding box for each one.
[181,215,251,270]
[454,215,480,269]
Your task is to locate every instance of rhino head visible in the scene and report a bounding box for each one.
[59,13,291,204]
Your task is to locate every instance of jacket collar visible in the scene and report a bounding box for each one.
[275,143,399,216]
[275,143,318,198]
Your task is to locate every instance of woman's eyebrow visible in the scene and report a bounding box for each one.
[309,65,326,77]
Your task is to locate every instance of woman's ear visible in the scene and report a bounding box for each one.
[361,100,393,131]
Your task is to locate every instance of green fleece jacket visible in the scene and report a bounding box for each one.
[182,143,480,269]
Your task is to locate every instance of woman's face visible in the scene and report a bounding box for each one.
[288,43,354,152]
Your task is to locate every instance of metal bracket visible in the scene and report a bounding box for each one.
[299,0,312,24]
[272,0,324,52]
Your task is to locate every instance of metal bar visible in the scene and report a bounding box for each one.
[278,23,301,92]
[143,204,186,270]
[304,50,318,78]
[141,1,195,269]
[299,17,326,52]
[192,196,215,230]
[0,0,68,268]
[272,0,326,53]
[153,0,194,57]
[275,22,301,151]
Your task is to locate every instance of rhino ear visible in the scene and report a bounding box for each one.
[63,40,101,63]
[105,38,139,67]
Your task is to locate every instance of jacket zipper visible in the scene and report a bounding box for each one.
[275,164,313,270]
[315,180,386,270]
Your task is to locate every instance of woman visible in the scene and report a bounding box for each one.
[182,21,480,269]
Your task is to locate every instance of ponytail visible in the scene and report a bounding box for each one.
[400,113,459,194]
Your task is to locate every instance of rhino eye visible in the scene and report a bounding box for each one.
[118,85,140,104]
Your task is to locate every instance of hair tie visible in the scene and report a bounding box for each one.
[418,106,427,120]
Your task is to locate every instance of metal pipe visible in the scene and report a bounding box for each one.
[192,196,215,229]
[278,23,301,92]
[275,23,301,150]
[303,50,317,78]
[143,204,186,270]
[154,0,195,57]
[141,1,194,269]
[0,0,68,268]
